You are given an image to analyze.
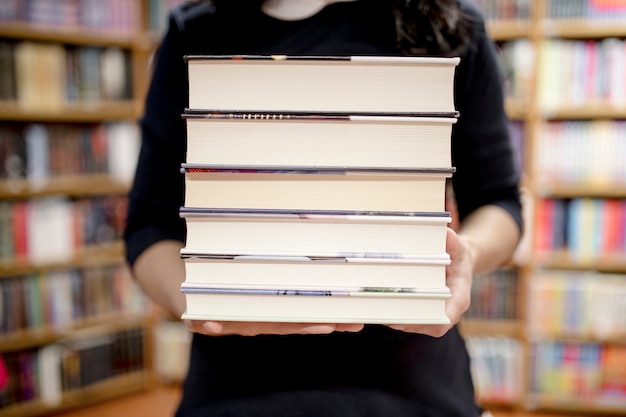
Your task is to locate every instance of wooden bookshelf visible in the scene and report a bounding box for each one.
[465,0,626,414]
[0,1,162,416]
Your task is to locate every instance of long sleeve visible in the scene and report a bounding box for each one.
[451,5,523,231]
[124,14,190,266]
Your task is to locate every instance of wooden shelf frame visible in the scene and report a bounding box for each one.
[0,21,149,49]
[0,175,131,200]
[0,100,141,122]
[0,241,125,277]
[0,314,151,352]
[0,371,152,417]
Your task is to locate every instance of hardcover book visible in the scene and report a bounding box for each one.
[180,283,451,324]
[181,166,453,213]
[181,208,451,257]
[183,111,457,170]
[185,55,460,114]
[181,255,450,291]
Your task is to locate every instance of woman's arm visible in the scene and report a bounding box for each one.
[459,204,521,275]
[132,240,187,319]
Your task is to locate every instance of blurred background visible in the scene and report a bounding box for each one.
[0,1,625,416]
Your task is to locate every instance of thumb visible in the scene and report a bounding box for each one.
[446,227,461,260]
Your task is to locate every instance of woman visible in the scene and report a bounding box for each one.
[124,1,522,416]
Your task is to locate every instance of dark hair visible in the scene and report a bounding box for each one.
[209,0,472,57]
[392,0,472,57]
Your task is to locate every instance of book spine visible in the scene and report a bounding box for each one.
[180,250,451,262]
[183,109,460,119]
[179,206,452,218]
[180,164,456,174]
[180,285,451,298]
[183,54,460,66]
[183,111,351,121]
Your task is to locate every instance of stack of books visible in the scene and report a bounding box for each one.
[179,55,460,324]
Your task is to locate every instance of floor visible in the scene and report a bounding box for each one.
[48,385,578,417]
[51,385,182,417]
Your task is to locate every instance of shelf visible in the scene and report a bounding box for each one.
[0,371,151,417]
[533,250,626,273]
[0,21,150,49]
[486,20,532,41]
[0,313,150,352]
[539,103,626,120]
[542,19,626,39]
[458,319,523,339]
[526,393,626,415]
[0,175,130,199]
[533,184,626,199]
[0,241,124,277]
[0,100,141,122]
[526,332,626,345]
[534,252,623,273]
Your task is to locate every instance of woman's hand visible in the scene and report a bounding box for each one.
[386,227,474,337]
[185,320,364,336]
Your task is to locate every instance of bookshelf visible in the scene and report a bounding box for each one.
[462,0,626,415]
[0,0,179,415]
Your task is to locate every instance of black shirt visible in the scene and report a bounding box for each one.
[124,1,522,416]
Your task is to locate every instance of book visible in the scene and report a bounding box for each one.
[184,55,460,114]
[181,208,451,257]
[181,255,449,290]
[0,125,27,181]
[183,111,457,170]
[14,41,65,111]
[180,282,451,324]
[182,167,453,213]
[0,40,17,101]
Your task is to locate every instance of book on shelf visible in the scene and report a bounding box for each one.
[14,41,65,111]
[181,254,450,291]
[181,166,454,213]
[180,282,451,324]
[184,55,460,114]
[0,40,17,101]
[181,208,451,257]
[465,336,523,404]
[0,126,27,181]
[183,110,457,170]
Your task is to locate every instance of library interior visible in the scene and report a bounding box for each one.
[1,0,625,417]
